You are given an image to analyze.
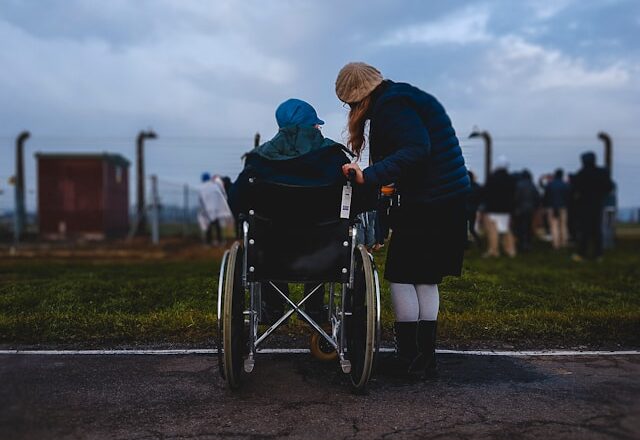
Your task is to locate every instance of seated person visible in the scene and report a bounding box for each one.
[228,98,369,323]
[229,99,353,212]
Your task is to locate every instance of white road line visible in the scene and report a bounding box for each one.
[436,349,640,357]
[0,349,638,356]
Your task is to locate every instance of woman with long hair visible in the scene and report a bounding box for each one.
[336,62,470,379]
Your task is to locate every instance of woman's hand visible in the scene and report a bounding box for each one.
[341,163,365,185]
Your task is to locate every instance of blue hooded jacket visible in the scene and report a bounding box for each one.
[228,126,363,217]
[363,81,470,204]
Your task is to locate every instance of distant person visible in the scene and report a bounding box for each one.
[220,176,233,197]
[353,137,384,252]
[544,169,570,249]
[602,181,617,250]
[567,172,579,242]
[212,175,228,197]
[513,169,540,252]
[465,170,482,247]
[219,175,235,239]
[356,210,379,250]
[198,172,233,246]
[481,155,516,257]
[571,152,614,261]
[538,173,553,238]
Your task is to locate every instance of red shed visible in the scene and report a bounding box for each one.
[36,153,130,239]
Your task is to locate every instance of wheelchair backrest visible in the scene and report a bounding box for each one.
[245,180,352,224]
[244,180,353,283]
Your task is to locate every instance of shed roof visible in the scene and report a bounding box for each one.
[35,152,130,167]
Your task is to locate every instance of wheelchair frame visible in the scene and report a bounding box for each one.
[216,215,381,393]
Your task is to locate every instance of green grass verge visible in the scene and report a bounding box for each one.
[1,237,639,348]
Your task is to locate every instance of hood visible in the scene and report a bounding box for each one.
[253,126,337,160]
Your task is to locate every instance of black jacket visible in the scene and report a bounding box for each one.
[228,144,352,218]
[572,165,613,212]
[483,169,516,213]
[363,80,470,204]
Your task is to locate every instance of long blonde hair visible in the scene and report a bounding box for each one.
[346,95,372,158]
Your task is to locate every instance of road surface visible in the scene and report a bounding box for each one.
[2,353,639,439]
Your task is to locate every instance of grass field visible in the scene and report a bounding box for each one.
[1,235,639,349]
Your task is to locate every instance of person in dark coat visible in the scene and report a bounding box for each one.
[336,62,470,379]
[571,152,614,261]
[228,98,356,324]
[482,156,517,257]
[543,169,570,249]
[466,171,482,247]
[513,169,540,252]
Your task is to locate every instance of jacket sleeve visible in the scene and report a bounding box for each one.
[363,99,431,187]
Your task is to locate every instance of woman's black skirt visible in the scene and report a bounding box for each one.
[384,196,467,284]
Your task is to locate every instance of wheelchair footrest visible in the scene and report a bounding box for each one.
[340,359,351,374]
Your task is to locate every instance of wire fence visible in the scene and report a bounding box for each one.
[146,177,202,239]
[0,132,639,244]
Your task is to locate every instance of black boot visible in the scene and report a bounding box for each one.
[379,322,418,377]
[409,320,437,379]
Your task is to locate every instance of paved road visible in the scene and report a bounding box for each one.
[1,353,639,439]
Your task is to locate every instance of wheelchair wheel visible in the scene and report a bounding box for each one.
[221,241,248,389]
[345,244,379,393]
[216,249,230,379]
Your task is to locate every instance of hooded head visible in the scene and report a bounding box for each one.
[581,151,597,168]
[275,99,324,129]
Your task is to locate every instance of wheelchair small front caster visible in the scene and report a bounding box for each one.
[309,326,338,361]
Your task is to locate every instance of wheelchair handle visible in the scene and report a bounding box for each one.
[347,168,356,183]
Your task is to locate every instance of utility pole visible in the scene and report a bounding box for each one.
[14,131,30,244]
[150,174,160,245]
[242,132,261,164]
[598,132,616,250]
[134,130,157,236]
[598,132,612,172]
[468,129,493,183]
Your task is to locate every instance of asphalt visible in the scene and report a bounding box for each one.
[1,353,639,439]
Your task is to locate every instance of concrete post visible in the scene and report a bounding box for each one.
[469,129,493,183]
[14,131,30,244]
[134,130,157,235]
[150,175,160,245]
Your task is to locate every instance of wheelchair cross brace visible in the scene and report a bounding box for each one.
[244,281,352,374]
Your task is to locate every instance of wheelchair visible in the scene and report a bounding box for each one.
[216,174,381,393]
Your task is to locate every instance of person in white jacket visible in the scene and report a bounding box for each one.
[198,172,233,246]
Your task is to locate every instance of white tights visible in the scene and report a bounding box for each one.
[390,283,439,322]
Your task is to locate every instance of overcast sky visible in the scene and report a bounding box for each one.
[1,0,639,210]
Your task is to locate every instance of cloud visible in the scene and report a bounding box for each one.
[526,0,577,20]
[377,5,491,46]
[0,15,295,136]
[481,36,631,91]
